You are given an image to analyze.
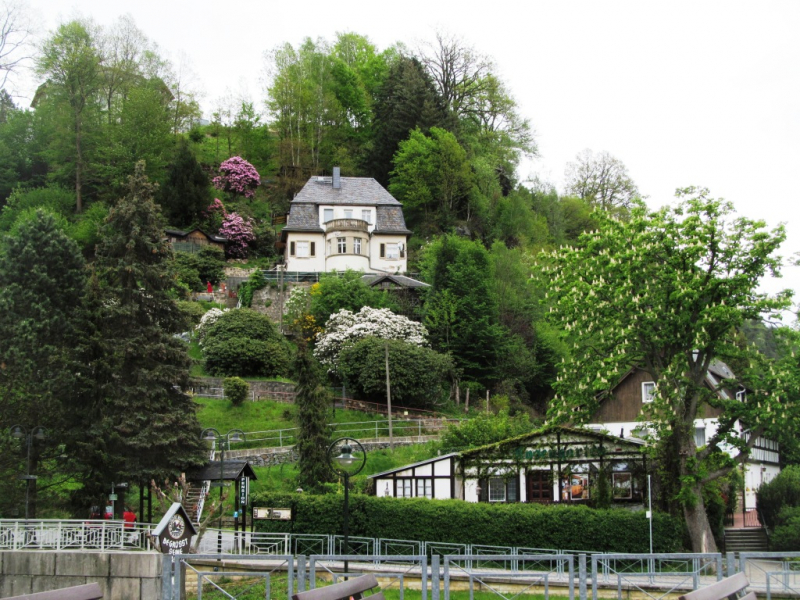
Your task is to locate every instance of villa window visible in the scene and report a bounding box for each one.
[291,241,315,257]
[354,238,362,255]
[642,382,656,403]
[344,209,353,219]
[337,237,346,253]
[386,243,400,259]
[695,427,706,448]
[362,209,371,224]
[323,208,333,223]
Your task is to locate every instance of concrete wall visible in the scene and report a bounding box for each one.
[0,551,161,600]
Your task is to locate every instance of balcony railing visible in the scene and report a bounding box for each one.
[325,218,369,233]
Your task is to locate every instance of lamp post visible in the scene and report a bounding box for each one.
[9,425,46,520]
[327,437,366,579]
[200,428,245,557]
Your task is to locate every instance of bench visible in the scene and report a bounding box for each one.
[292,574,384,600]
[678,572,754,600]
[6,582,103,600]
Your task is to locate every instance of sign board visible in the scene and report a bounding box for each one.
[239,476,249,508]
[253,507,292,520]
[152,503,197,555]
[108,494,118,501]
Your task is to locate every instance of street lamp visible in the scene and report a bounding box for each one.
[9,425,46,520]
[200,428,245,556]
[327,437,367,578]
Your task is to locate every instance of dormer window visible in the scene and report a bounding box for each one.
[344,209,353,219]
[642,382,656,403]
[323,208,333,223]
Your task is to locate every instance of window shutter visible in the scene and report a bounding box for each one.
[310,242,316,256]
[380,244,385,258]
[290,241,295,256]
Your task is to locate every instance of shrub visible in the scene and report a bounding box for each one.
[338,337,454,408]
[212,156,260,198]
[203,308,279,344]
[177,300,207,326]
[440,411,535,452]
[224,377,249,406]
[251,492,686,553]
[204,337,289,377]
[195,308,229,343]
[757,465,800,529]
[219,212,255,258]
[310,270,399,327]
[770,506,800,551]
[238,270,267,308]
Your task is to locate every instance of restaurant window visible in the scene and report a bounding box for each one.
[397,479,412,498]
[488,478,506,502]
[416,479,432,499]
[612,473,633,499]
[337,237,346,253]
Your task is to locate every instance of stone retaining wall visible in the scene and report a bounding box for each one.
[0,551,162,599]
[191,378,296,398]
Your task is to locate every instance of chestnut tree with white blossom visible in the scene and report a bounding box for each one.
[541,187,798,553]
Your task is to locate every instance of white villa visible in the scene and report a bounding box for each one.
[280,168,412,274]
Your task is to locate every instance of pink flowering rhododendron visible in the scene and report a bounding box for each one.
[219,212,255,258]
[212,157,260,199]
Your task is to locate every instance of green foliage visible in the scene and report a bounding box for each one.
[0,185,75,232]
[68,201,108,254]
[310,270,398,327]
[203,308,280,344]
[420,235,504,384]
[173,246,226,292]
[293,344,334,491]
[72,163,206,503]
[252,492,685,553]
[757,465,800,529]
[238,270,267,308]
[542,188,794,552]
[439,411,535,452]
[223,377,249,407]
[769,506,800,551]
[338,337,454,409]
[204,337,290,378]
[176,300,207,326]
[159,138,211,227]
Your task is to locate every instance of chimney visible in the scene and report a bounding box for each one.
[332,166,341,189]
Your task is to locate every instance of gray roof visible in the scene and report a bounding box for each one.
[362,274,431,289]
[293,176,402,206]
[375,206,411,234]
[185,461,258,482]
[283,203,323,233]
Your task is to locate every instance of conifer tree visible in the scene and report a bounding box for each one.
[0,209,87,516]
[159,138,210,227]
[72,162,205,501]
[293,342,334,491]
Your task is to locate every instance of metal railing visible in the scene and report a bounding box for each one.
[734,551,800,598]
[0,519,152,551]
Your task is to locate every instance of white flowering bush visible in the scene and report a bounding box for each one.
[314,307,428,374]
[195,307,229,343]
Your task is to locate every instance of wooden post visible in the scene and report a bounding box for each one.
[465,387,470,413]
[486,390,490,413]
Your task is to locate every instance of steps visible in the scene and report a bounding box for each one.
[184,481,207,524]
[724,527,769,552]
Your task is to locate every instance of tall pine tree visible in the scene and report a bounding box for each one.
[72,162,205,502]
[293,343,334,491]
[159,138,211,228]
[0,210,88,517]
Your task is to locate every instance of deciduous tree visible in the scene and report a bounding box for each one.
[564,149,640,212]
[542,188,795,552]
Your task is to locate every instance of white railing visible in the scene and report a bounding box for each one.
[0,519,152,551]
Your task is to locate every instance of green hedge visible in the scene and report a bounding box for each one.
[251,492,685,553]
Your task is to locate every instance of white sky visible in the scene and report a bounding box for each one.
[14,0,800,318]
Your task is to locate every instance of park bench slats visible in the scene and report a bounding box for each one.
[292,574,383,600]
[678,572,750,600]
[6,582,103,600]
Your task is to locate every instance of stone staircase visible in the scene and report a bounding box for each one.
[724,527,769,552]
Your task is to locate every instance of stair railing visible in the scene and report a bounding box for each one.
[194,441,216,524]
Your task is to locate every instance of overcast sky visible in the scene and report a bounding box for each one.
[15,0,800,318]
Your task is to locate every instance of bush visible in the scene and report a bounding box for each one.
[203,308,280,344]
[757,465,800,529]
[251,492,686,553]
[174,246,226,291]
[238,270,267,308]
[224,377,249,406]
[204,337,290,377]
[338,337,454,408]
[177,300,207,326]
[440,411,535,452]
[770,506,800,551]
[310,270,399,327]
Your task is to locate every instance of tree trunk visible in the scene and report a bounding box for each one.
[75,115,83,213]
[683,484,718,552]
